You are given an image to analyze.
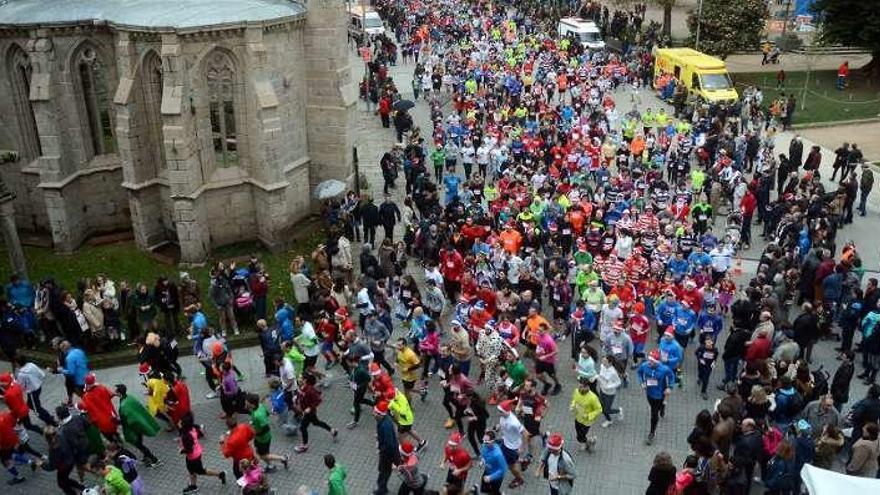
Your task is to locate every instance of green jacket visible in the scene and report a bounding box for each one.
[104,465,132,495]
[119,395,160,443]
[327,464,349,495]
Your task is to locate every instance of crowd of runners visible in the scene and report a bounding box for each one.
[1,0,880,494]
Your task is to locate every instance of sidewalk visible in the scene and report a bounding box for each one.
[725,52,872,74]
[797,122,880,163]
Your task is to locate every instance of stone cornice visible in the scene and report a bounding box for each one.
[0,14,307,37]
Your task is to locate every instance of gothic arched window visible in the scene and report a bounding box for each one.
[139,51,165,175]
[7,44,41,162]
[205,50,238,168]
[75,43,115,157]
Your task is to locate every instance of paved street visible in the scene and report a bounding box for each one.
[1,48,879,495]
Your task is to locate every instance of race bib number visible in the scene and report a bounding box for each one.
[703,352,715,360]
[646,378,658,387]
[698,215,707,221]
[504,378,514,388]
[562,229,571,235]
[611,345,623,355]
[521,405,534,415]
[447,261,455,268]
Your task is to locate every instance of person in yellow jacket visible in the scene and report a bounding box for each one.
[388,387,427,452]
[569,377,602,451]
[145,369,175,431]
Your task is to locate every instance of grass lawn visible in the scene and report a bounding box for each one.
[731,70,880,125]
[0,219,326,367]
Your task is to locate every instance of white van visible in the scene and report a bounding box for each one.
[349,6,386,37]
[557,17,605,50]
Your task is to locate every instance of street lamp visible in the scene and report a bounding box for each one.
[694,0,704,50]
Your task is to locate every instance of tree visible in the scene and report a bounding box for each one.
[687,0,768,59]
[655,0,676,40]
[812,0,880,83]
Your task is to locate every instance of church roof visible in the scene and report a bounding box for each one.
[0,0,306,29]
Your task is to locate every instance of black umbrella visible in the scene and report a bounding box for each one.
[393,99,415,111]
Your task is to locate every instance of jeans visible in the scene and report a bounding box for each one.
[723,358,740,385]
[599,392,619,421]
[858,189,870,215]
[376,457,394,494]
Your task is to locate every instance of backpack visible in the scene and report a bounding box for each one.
[762,426,784,457]
[808,367,829,402]
[785,391,805,418]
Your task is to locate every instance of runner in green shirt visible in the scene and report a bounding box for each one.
[431,147,446,182]
[245,394,290,471]
[325,454,349,495]
[503,353,528,393]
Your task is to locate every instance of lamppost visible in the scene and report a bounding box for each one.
[694,0,704,50]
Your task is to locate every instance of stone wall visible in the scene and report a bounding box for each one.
[303,0,358,190]
[0,4,355,261]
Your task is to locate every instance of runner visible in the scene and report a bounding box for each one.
[637,350,676,445]
[495,399,526,489]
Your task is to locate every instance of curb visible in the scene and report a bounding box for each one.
[16,332,260,370]
[792,116,880,129]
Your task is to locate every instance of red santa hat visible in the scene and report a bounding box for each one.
[497,399,516,414]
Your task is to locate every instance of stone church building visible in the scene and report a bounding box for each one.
[0,0,357,263]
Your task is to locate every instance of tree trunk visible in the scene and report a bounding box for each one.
[663,4,673,39]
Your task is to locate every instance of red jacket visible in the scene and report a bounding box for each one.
[0,412,18,450]
[221,423,255,462]
[167,381,192,424]
[440,250,464,282]
[745,336,771,362]
[2,382,29,420]
[740,191,757,216]
[79,385,118,434]
[297,383,323,411]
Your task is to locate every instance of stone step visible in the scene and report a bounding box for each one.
[19,232,53,248]
[85,230,134,246]
[147,241,179,266]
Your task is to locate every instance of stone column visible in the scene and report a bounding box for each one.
[0,177,27,279]
[304,0,358,191]
[160,33,209,264]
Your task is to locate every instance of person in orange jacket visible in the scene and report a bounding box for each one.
[220,416,255,480]
[78,373,120,442]
[0,373,39,434]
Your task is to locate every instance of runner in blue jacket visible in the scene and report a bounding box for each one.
[637,349,676,445]
[479,430,507,493]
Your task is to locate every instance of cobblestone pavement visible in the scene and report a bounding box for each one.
[0,50,877,495]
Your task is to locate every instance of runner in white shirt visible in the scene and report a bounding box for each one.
[496,399,526,488]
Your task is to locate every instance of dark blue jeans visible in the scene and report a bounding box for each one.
[723,357,740,385]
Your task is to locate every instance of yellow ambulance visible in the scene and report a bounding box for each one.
[653,48,738,103]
